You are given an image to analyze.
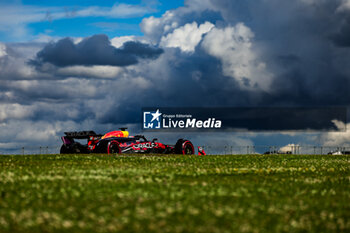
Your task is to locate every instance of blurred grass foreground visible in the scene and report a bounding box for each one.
[0,154,349,232]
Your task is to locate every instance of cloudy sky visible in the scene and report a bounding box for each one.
[1,0,350,153]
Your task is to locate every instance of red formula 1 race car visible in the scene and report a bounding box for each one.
[60,129,195,155]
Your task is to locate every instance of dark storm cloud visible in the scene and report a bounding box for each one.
[30,34,163,67]
[331,16,350,47]
[201,0,350,105]
[98,48,262,125]
[99,0,350,125]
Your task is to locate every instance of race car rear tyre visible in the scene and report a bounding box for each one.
[175,139,194,155]
[60,144,71,154]
[107,140,121,154]
[60,143,87,154]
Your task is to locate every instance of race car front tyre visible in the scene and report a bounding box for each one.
[175,139,195,155]
[183,141,195,155]
[107,140,121,154]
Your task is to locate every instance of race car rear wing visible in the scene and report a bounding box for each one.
[61,131,103,146]
[64,131,103,139]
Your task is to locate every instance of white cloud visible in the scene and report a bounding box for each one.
[57,65,123,79]
[0,3,154,25]
[15,122,58,142]
[111,36,136,48]
[320,120,350,146]
[202,23,273,91]
[0,5,61,39]
[110,35,153,49]
[140,16,162,36]
[122,76,152,89]
[75,3,155,18]
[0,43,7,57]
[7,79,99,100]
[160,21,214,52]
[337,0,350,11]
[140,11,179,43]
[0,118,80,147]
[279,144,298,153]
[140,0,216,44]
[0,45,43,80]
[0,104,34,122]
[33,34,61,43]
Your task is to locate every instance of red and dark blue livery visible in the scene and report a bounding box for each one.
[60,129,195,155]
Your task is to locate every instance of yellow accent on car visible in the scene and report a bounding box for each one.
[101,130,129,139]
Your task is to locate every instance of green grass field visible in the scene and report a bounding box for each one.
[0,154,349,233]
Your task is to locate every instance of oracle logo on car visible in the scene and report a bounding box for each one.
[132,142,156,149]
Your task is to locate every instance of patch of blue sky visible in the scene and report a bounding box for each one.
[22,0,148,8]
[0,0,185,42]
[29,17,145,39]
